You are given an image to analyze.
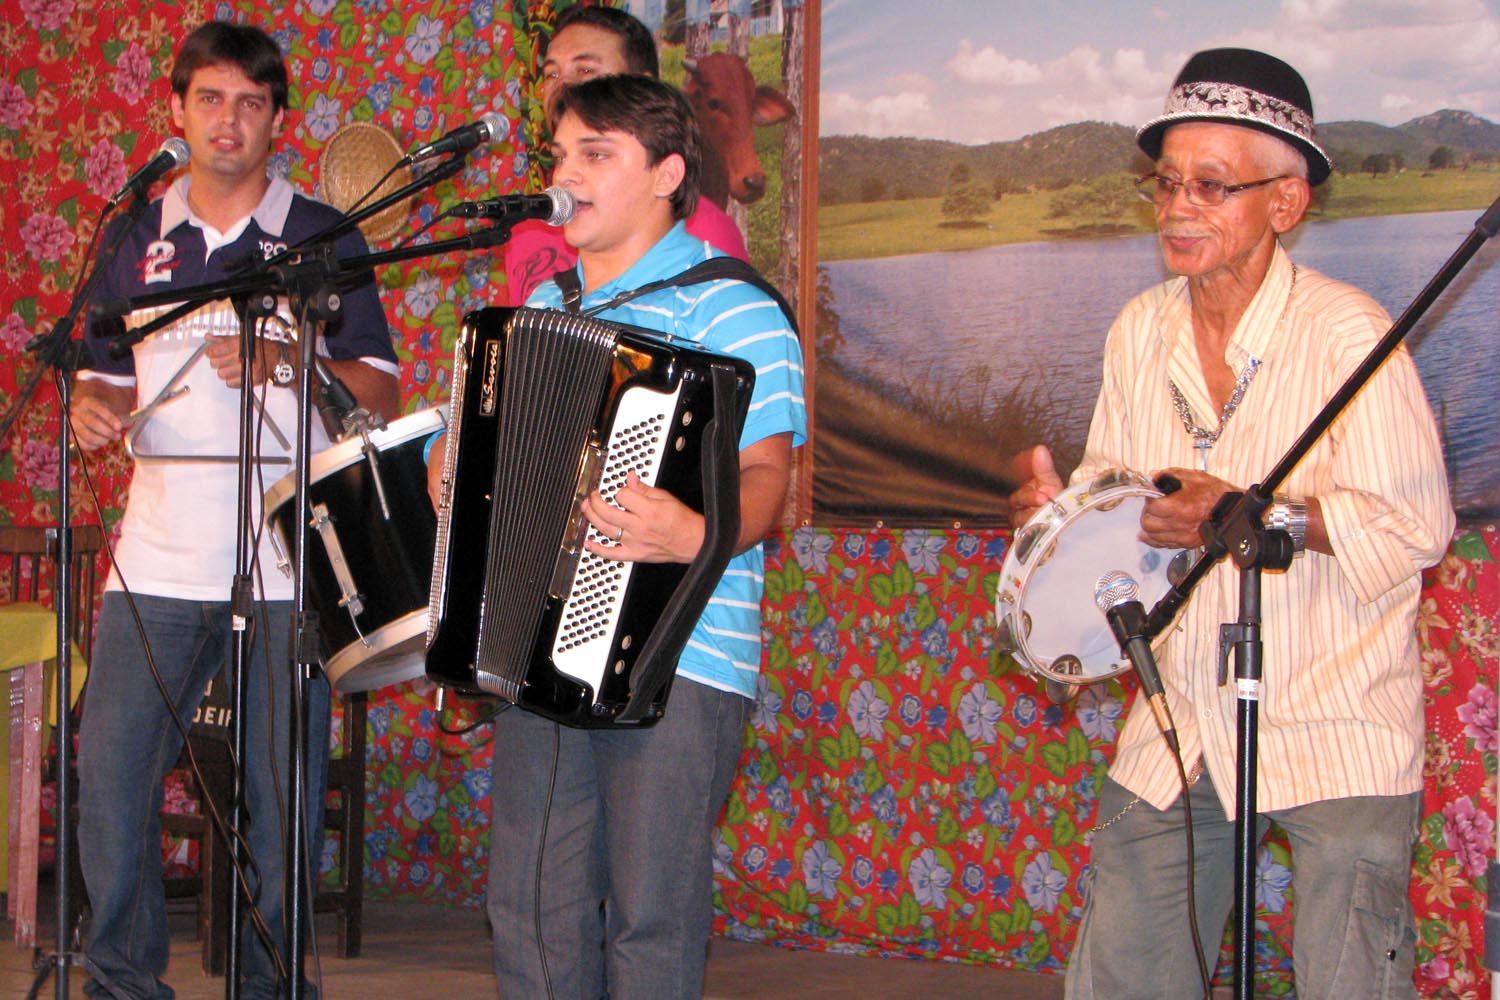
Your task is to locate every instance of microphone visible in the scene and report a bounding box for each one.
[1094,570,1178,750]
[405,110,507,163]
[106,137,189,210]
[449,187,576,226]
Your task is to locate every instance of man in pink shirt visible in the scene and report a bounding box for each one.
[503,4,748,306]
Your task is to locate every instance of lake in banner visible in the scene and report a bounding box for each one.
[822,208,1500,519]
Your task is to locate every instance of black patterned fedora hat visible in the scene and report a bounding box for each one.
[1137,47,1332,185]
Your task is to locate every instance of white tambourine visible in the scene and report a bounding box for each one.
[996,469,1190,688]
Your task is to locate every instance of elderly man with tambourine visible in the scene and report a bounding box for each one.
[1007,48,1453,1000]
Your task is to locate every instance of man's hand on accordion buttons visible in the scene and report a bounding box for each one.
[583,471,705,564]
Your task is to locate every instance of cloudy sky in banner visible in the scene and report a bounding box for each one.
[820,0,1500,142]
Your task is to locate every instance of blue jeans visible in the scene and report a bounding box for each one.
[485,679,749,1000]
[78,592,330,1000]
[1064,773,1421,1000]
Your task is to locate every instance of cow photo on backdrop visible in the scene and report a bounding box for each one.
[619,0,806,286]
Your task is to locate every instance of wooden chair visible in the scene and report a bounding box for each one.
[316,690,367,958]
[160,719,234,976]
[0,523,104,947]
[0,523,104,659]
[2,525,366,971]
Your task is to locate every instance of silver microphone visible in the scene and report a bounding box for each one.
[1094,570,1176,748]
[449,186,576,227]
[1094,569,1139,612]
[105,137,190,210]
[405,110,508,164]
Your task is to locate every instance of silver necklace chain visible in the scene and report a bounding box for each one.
[1168,359,1261,470]
[1166,264,1297,471]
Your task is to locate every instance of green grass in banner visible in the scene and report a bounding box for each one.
[818,164,1500,263]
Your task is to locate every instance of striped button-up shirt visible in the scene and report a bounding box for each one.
[1073,243,1454,814]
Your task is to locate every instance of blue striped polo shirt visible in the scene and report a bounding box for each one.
[524,221,807,699]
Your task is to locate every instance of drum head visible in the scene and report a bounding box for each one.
[997,472,1188,686]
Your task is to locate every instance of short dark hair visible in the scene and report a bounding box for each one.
[171,22,289,113]
[550,5,659,78]
[552,75,700,221]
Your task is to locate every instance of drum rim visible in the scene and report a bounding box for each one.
[262,406,447,515]
[325,610,429,694]
[998,471,1162,578]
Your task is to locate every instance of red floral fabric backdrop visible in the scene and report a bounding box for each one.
[353,527,1497,999]
[710,528,1499,998]
[1,0,555,535]
[1414,530,1498,997]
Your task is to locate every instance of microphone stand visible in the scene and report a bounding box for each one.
[1137,192,1500,1000]
[235,154,467,277]
[0,195,151,1000]
[99,211,525,1000]
[222,287,303,1000]
[100,221,523,342]
[281,264,329,1000]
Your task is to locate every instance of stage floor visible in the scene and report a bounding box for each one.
[3,888,1064,999]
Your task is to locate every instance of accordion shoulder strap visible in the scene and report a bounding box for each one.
[552,265,584,314]
[552,257,799,336]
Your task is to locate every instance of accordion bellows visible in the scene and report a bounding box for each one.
[425,307,754,728]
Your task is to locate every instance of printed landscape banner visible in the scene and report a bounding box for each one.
[810,0,1500,527]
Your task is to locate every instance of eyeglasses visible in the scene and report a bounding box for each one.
[1135,173,1287,207]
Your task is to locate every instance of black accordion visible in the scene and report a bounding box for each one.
[425,307,755,728]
